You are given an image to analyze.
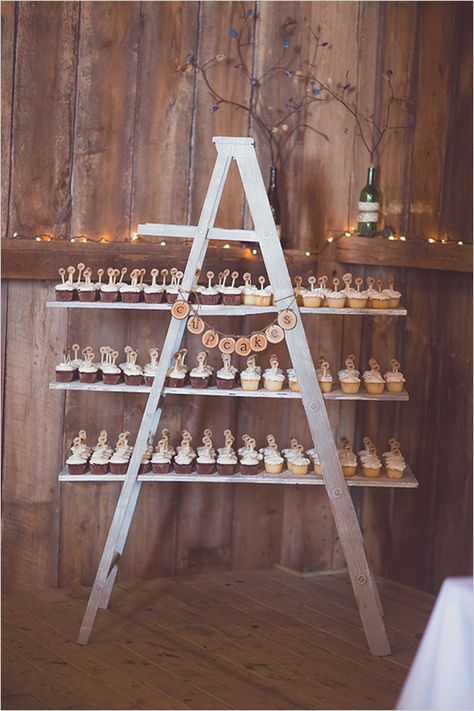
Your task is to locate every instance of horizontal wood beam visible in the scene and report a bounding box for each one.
[336,236,473,273]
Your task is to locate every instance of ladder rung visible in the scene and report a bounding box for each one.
[138,223,259,242]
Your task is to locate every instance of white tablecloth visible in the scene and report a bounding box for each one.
[397,577,473,710]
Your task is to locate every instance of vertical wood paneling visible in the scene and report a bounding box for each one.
[70,1,140,241]
[8,1,80,239]
[1,1,15,239]
[1,1,471,594]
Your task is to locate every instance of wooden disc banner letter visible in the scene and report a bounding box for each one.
[171,300,190,320]
[265,324,285,344]
[219,337,236,354]
[202,329,219,349]
[187,315,205,334]
[250,332,268,352]
[235,337,251,356]
[277,309,297,330]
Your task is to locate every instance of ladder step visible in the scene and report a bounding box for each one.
[137,224,259,242]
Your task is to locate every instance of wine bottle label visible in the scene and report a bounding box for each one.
[358,201,379,222]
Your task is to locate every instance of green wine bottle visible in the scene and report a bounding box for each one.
[357,167,380,237]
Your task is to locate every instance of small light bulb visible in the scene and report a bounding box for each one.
[458,240,463,245]
[70,238,75,243]
[305,251,311,257]
[399,235,406,241]
[35,236,42,241]
[131,233,139,241]
[223,243,230,249]
[13,232,18,237]
[327,237,334,243]
[344,231,351,237]
[160,241,166,246]
[428,238,436,244]
[388,235,395,241]
[251,249,257,255]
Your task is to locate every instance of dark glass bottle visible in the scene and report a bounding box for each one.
[357,166,380,237]
[267,165,281,229]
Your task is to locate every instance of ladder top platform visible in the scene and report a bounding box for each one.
[212,136,254,145]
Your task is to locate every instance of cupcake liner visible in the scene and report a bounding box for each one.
[241,380,260,391]
[302,296,322,308]
[340,382,361,394]
[144,291,163,304]
[254,295,272,306]
[120,291,141,303]
[124,373,143,386]
[67,462,87,476]
[288,381,300,392]
[152,461,171,474]
[264,380,284,392]
[386,381,404,393]
[55,290,74,302]
[217,463,236,476]
[342,465,357,477]
[79,371,99,384]
[199,293,221,305]
[100,290,119,303]
[90,462,109,475]
[165,292,179,304]
[110,462,129,475]
[138,462,150,475]
[144,375,155,387]
[102,372,122,385]
[264,463,284,474]
[364,382,385,395]
[174,462,194,474]
[196,462,215,475]
[348,298,368,309]
[56,370,75,383]
[167,376,186,387]
[222,293,242,305]
[240,463,260,476]
[190,376,210,389]
[371,300,389,310]
[325,298,346,308]
[78,290,97,302]
[216,377,236,390]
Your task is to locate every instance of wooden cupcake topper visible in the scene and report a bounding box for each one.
[58,267,66,284]
[230,271,239,288]
[242,272,252,288]
[332,277,340,292]
[67,266,75,284]
[196,351,207,370]
[355,277,363,293]
[150,268,159,286]
[369,358,380,372]
[308,276,317,292]
[76,262,85,285]
[317,275,328,290]
[221,268,230,287]
[366,276,375,291]
[96,268,104,286]
[258,276,266,292]
[390,358,400,373]
[269,354,279,374]
[149,348,159,366]
[161,268,169,287]
[342,273,352,290]
[206,270,214,289]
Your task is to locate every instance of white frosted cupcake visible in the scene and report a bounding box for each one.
[362,359,385,394]
[216,353,238,390]
[383,276,402,308]
[263,355,285,392]
[55,266,76,301]
[240,355,261,391]
[317,359,333,393]
[264,448,284,475]
[287,368,299,392]
[338,356,361,394]
[384,359,405,393]
[144,268,164,304]
[325,277,345,309]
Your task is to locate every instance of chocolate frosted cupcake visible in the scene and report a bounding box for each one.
[144,268,164,304]
[196,271,221,305]
[55,266,76,301]
[56,349,76,382]
[190,351,213,389]
[216,353,238,390]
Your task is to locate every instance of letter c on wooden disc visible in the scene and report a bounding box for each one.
[171,300,190,320]
[219,337,236,354]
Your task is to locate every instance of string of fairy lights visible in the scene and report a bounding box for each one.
[11,228,467,253]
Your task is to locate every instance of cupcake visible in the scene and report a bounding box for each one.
[119,268,141,303]
[78,347,99,383]
[359,439,382,478]
[287,368,300,392]
[293,276,306,306]
[307,447,322,476]
[174,431,195,474]
[100,268,121,302]
[219,270,242,305]
[143,268,164,304]
[165,268,184,304]
[66,435,88,475]
[190,351,213,389]
[264,439,284,475]
[77,267,97,302]
[216,353,238,390]
[383,276,402,309]
[55,266,76,301]
[143,348,160,387]
[216,432,238,475]
[263,354,285,392]
[317,359,333,393]
[239,436,262,475]
[384,359,405,393]
[196,432,216,475]
[152,432,174,473]
[109,433,131,475]
[302,276,324,308]
[56,349,76,382]
[370,279,390,310]
[290,445,310,476]
[166,348,188,387]
[383,439,406,479]
[241,272,257,305]
[69,343,83,374]
[89,432,111,475]
[240,355,261,391]
[338,355,361,394]
[362,359,385,394]
[282,438,300,473]
[121,348,143,386]
[325,277,346,309]
[338,437,357,477]
[196,270,220,305]
[138,445,153,475]
[100,347,122,385]
[345,276,369,309]
[254,276,273,306]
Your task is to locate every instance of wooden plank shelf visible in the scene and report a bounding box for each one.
[336,235,473,273]
[58,466,418,488]
[46,301,407,316]
[49,381,409,401]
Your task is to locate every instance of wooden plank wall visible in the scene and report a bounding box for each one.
[2,1,472,594]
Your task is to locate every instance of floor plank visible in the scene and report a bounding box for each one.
[2,570,434,710]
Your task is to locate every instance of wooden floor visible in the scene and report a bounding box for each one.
[2,569,434,710]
